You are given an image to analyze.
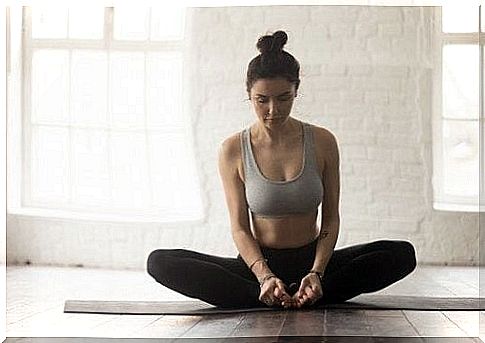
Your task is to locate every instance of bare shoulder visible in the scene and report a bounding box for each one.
[307,123,338,151]
[219,131,245,181]
[220,132,242,161]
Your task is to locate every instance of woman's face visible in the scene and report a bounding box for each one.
[249,77,297,127]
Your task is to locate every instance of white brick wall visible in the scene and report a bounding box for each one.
[6,5,479,269]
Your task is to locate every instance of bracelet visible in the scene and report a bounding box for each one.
[249,258,268,271]
[309,269,324,281]
[258,273,276,288]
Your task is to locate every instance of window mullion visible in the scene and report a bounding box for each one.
[144,52,154,209]
[441,32,479,44]
[105,7,113,47]
[480,7,485,209]
[22,6,33,208]
[145,9,154,208]
[105,7,114,205]
[32,40,106,50]
[68,49,73,207]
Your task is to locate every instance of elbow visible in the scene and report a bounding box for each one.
[322,216,340,226]
[231,227,253,240]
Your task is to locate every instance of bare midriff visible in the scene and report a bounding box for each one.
[251,210,320,249]
[239,119,325,249]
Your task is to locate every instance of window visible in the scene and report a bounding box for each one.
[433,5,480,212]
[9,6,203,222]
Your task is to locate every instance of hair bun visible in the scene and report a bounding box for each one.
[272,31,288,49]
[256,30,288,55]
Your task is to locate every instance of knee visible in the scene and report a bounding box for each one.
[147,249,176,277]
[146,248,187,278]
[146,249,163,278]
[392,240,417,274]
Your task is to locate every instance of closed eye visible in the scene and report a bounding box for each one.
[257,97,292,103]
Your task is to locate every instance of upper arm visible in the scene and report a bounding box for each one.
[319,129,341,222]
[217,134,252,236]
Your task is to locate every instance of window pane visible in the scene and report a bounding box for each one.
[150,7,185,41]
[110,52,145,129]
[442,44,479,120]
[442,5,479,33]
[147,52,183,127]
[443,120,479,197]
[71,50,108,127]
[482,6,485,33]
[31,7,68,39]
[31,126,69,203]
[32,50,69,124]
[149,132,203,214]
[71,128,111,207]
[113,7,149,41]
[68,7,104,39]
[111,132,150,210]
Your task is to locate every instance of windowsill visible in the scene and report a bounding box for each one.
[433,202,483,213]
[7,206,205,224]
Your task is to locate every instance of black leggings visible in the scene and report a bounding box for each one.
[146,239,417,308]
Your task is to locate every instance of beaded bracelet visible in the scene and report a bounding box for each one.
[309,269,324,281]
[258,273,277,288]
[249,258,268,271]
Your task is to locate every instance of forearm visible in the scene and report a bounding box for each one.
[312,219,340,274]
[232,230,273,281]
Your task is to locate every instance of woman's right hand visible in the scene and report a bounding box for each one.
[258,276,292,307]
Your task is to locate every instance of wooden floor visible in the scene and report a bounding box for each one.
[5,264,484,341]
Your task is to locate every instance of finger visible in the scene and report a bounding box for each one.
[274,288,288,304]
[297,282,307,295]
[294,296,304,307]
[284,299,298,309]
[276,283,290,296]
[274,287,281,299]
[265,297,275,306]
[292,291,305,306]
[281,299,290,308]
[296,298,305,307]
[279,294,291,304]
[305,286,316,298]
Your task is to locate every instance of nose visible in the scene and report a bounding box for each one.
[268,100,279,116]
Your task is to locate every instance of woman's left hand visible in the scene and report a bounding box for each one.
[294,273,323,307]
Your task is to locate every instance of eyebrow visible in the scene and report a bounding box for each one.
[255,91,292,97]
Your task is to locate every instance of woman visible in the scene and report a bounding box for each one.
[147,30,417,309]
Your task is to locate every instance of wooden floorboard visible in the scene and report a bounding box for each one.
[179,313,245,338]
[5,264,482,339]
[84,314,163,338]
[134,315,203,338]
[227,310,287,337]
[403,310,469,336]
[279,309,327,336]
[321,309,372,336]
[441,311,479,337]
[365,310,418,336]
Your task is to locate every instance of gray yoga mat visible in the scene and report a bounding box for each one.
[64,295,484,315]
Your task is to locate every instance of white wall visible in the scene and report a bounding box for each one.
[2,7,8,342]
[6,5,479,270]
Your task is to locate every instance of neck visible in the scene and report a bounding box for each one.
[252,118,301,145]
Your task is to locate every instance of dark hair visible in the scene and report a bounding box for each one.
[245,30,301,99]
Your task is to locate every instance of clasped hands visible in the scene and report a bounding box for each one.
[258,272,322,309]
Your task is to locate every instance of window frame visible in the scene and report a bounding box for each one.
[432,6,481,212]
[8,6,205,223]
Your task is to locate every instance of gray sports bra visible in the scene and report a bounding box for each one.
[240,121,324,218]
